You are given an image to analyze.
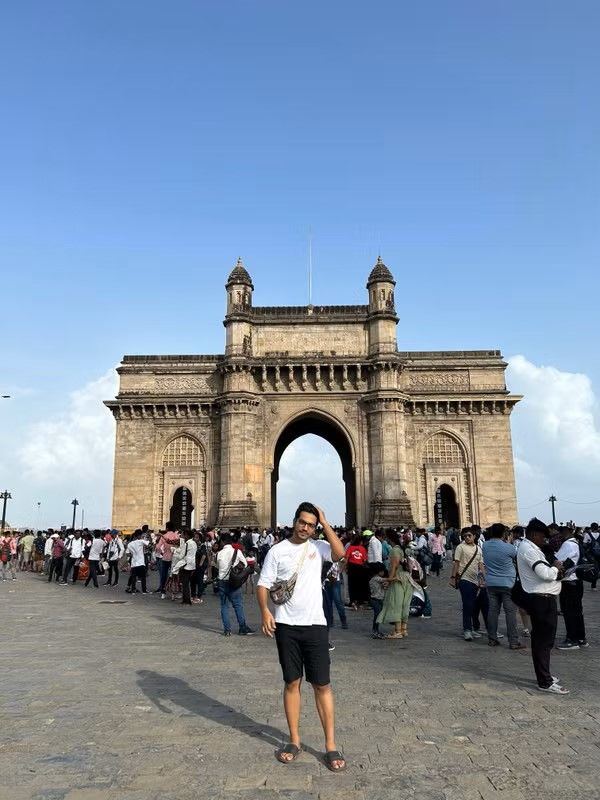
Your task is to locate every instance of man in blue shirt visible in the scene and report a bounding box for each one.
[482,524,525,650]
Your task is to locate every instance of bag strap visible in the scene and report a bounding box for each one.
[289,541,309,583]
[224,547,239,579]
[457,546,479,582]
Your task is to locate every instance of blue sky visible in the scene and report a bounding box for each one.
[1,1,599,527]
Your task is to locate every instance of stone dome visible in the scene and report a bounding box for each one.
[366,255,395,287]
[226,257,254,288]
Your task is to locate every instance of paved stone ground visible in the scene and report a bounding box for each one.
[2,571,600,800]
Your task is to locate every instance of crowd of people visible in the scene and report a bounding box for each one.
[1,516,598,696]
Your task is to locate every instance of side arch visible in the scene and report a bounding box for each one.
[416,428,473,528]
[156,433,207,529]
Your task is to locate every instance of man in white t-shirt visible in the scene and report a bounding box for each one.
[257,502,346,772]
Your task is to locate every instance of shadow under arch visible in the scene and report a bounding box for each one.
[271,410,356,528]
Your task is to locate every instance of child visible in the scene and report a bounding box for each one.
[369,565,387,639]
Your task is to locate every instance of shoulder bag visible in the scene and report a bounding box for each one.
[453,546,479,589]
[227,549,255,591]
[269,542,309,605]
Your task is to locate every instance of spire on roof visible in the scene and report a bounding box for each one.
[366,255,395,287]
[226,257,254,289]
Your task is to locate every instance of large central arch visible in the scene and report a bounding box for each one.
[271,411,357,529]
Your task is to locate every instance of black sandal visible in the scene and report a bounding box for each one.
[276,743,302,763]
[325,750,347,771]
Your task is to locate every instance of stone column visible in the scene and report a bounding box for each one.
[364,362,415,527]
[217,395,261,527]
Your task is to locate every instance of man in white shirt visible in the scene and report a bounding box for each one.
[555,528,587,649]
[517,518,569,694]
[367,529,384,564]
[84,531,105,588]
[125,531,148,594]
[60,531,83,585]
[257,502,347,772]
[215,533,254,635]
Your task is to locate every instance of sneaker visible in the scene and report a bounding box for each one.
[160,593,166,600]
[238,627,256,636]
[509,643,527,651]
[471,631,482,639]
[552,676,561,685]
[328,642,335,651]
[222,631,232,636]
[538,683,570,695]
[464,631,473,641]
[557,640,580,650]
[521,628,530,637]
[422,614,432,619]
[496,633,505,640]
[578,640,590,648]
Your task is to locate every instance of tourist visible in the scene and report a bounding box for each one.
[367,529,384,565]
[345,533,369,610]
[48,534,65,583]
[257,502,347,772]
[155,523,177,594]
[105,530,125,586]
[555,526,588,650]
[369,564,386,638]
[216,532,255,635]
[18,529,34,571]
[32,531,45,573]
[429,527,446,577]
[583,523,600,590]
[60,530,83,585]
[322,557,348,649]
[126,531,148,594]
[482,523,525,650]
[175,530,197,606]
[43,531,54,575]
[376,531,414,639]
[517,518,568,694]
[84,531,105,588]
[0,530,17,581]
[449,528,485,641]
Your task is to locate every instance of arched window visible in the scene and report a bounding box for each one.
[162,435,204,468]
[424,433,464,464]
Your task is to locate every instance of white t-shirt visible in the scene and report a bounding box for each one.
[88,538,105,561]
[367,536,383,563]
[257,538,331,626]
[127,540,146,568]
[555,538,579,583]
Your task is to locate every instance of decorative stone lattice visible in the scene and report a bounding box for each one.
[162,435,204,467]
[424,433,464,464]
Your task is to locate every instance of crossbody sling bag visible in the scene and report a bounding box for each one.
[269,541,309,605]
[453,546,480,589]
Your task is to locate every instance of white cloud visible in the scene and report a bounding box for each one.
[507,355,600,523]
[19,368,118,484]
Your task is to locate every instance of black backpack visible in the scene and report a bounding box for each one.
[576,540,600,583]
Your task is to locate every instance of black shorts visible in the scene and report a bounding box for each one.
[274,624,330,686]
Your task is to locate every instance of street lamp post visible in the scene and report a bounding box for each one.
[0,491,11,531]
[71,498,79,531]
[548,495,557,525]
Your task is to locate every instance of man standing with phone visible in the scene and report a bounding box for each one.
[257,502,347,772]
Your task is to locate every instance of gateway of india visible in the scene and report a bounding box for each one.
[106,257,521,531]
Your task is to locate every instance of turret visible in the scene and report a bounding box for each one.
[224,258,254,358]
[226,257,253,315]
[366,256,398,356]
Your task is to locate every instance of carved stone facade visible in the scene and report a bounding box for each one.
[105,257,521,530]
